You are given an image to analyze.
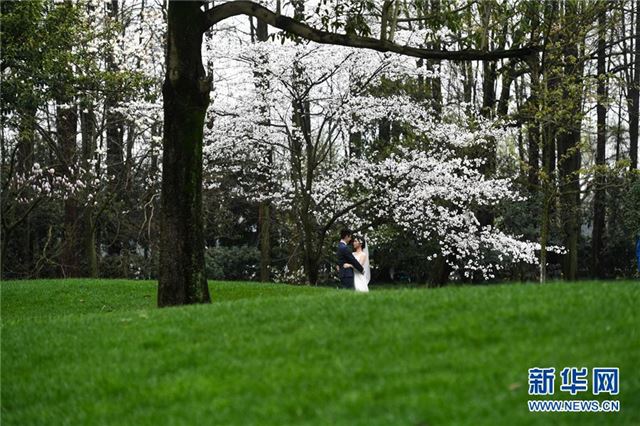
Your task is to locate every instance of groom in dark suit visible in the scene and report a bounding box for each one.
[336,228,363,290]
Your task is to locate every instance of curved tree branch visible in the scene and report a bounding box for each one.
[204,1,538,61]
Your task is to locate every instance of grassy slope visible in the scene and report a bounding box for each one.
[1,279,638,425]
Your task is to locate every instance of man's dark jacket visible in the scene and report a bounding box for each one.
[336,241,363,289]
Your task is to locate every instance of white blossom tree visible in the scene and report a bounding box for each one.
[203,37,555,284]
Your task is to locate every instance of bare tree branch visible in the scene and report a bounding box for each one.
[204,1,537,61]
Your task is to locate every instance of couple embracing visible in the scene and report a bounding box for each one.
[336,228,370,292]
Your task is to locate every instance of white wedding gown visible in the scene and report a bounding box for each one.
[354,251,370,292]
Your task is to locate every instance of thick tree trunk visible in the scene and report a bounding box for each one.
[158,2,211,306]
[481,60,496,118]
[592,8,607,278]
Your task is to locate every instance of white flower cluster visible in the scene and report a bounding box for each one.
[14,161,113,206]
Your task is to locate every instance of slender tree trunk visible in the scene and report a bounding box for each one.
[428,0,443,115]
[629,0,639,169]
[379,118,391,147]
[349,127,363,157]
[497,62,514,117]
[526,3,541,189]
[480,0,497,118]
[258,201,271,281]
[616,89,623,162]
[16,103,37,276]
[463,61,473,106]
[158,2,211,306]
[58,103,80,278]
[477,0,498,232]
[539,0,560,283]
[592,7,607,278]
[557,2,584,281]
[106,0,125,259]
[80,107,98,277]
[461,8,474,109]
[526,66,540,189]
[254,17,272,282]
[288,1,320,285]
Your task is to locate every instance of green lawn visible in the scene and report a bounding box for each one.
[1,279,638,425]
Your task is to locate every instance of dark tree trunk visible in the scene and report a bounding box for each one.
[106,0,125,258]
[303,236,319,285]
[158,2,211,306]
[527,117,540,188]
[480,0,496,119]
[58,103,81,278]
[16,105,36,177]
[16,103,37,276]
[430,253,451,287]
[525,60,540,190]
[462,61,473,105]
[592,8,607,278]
[525,4,541,189]
[539,0,560,283]
[557,3,584,281]
[289,3,320,285]
[629,0,639,169]
[349,78,363,157]
[106,100,123,187]
[497,62,514,117]
[258,201,271,281]
[349,129,363,158]
[255,17,272,282]
[80,107,98,277]
[481,60,496,118]
[476,1,500,231]
[125,121,136,190]
[378,118,391,147]
[428,0,443,115]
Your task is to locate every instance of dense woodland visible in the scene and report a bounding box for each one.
[2,0,639,289]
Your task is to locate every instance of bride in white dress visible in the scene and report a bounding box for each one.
[345,235,370,292]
